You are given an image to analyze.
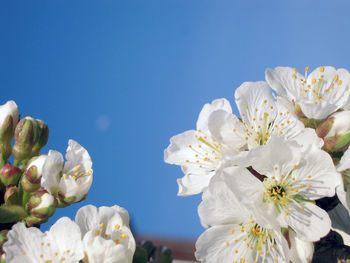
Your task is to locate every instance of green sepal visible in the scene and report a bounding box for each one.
[24,215,48,226]
[0,205,27,223]
[31,206,56,219]
[299,117,324,129]
[5,187,22,206]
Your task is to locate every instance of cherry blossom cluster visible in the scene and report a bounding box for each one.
[165,66,350,263]
[0,101,138,263]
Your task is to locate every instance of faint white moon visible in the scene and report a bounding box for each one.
[96,115,111,131]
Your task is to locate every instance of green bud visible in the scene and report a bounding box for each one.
[31,120,49,156]
[323,133,350,152]
[12,117,40,162]
[28,188,57,219]
[316,117,335,139]
[0,164,22,186]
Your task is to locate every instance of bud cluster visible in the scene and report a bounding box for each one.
[0,100,92,234]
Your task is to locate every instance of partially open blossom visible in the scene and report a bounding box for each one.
[41,140,93,205]
[266,66,350,120]
[75,205,135,263]
[3,217,84,263]
[316,110,350,152]
[0,101,19,161]
[28,188,57,219]
[20,155,48,192]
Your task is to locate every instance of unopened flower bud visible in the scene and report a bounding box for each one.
[317,111,350,152]
[12,117,41,162]
[4,186,17,203]
[20,155,47,192]
[28,188,57,219]
[0,101,19,161]
[31,120,49,156]
[0,164,22,186]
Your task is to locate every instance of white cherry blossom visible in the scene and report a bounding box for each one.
[75,205,135,263]
[165,82,321,196]
[266,66,350,120]
[196,167,289,263]
[3,217,84,263]
[231,136,340,242]
[41,140,93,204]
[164,98,235,196]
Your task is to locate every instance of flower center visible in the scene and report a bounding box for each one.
[292,66,343,105]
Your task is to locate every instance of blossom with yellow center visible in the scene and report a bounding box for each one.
[266,66,350,120]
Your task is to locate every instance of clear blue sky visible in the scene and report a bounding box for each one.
[1,0,350,240]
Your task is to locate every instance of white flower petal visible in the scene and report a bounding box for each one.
[195,223,289,263]
[4,218,84,263]
[266,67,302,101]
[198,167,262,227]
[177,171,214,196]
[0,100,19,128]
[247,135,301,178]
[83,230,134,263]
[195,224,252,263]
[76,205,131,236]
[48,217,85,261]
[59,174,92,202]
[41,150,64,195]
[235,81,277,130]
[3,223,45,263]
[196,98,232,133]
[292,144,340,200]
[337,147,350,172]
[286,202,331,242]
[27,155,48,178]
[64,139,92,173]
[289,229,314,263]
[207,110,247,150]
[291,128,324,149]
[298,98,338,120]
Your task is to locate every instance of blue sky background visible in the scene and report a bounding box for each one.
[1,0,350,240]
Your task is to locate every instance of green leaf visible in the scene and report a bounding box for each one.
[0,205,27,223]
